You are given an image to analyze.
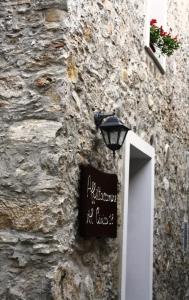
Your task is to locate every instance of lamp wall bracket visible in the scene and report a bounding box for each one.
[94,112,115,129]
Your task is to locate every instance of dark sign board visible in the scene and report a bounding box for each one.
[79,165,118,238]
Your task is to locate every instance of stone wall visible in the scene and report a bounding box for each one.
[0,0,188,299]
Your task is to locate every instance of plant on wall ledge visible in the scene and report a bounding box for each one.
[150,19,181,56]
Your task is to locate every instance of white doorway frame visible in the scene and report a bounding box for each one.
[120,131,155,300]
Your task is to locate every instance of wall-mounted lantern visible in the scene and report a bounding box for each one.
[94,112,130,157]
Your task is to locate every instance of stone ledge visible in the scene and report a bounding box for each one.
[145,46,165,75]
[34,0,68,11]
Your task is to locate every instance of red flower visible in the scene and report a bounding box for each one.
[150,19,180,55]
[160,26,164,36]
[150,19,157,26]
[160,28,171,37]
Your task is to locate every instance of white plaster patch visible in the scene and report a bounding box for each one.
[8,120,62,143]
[163,177,169,191]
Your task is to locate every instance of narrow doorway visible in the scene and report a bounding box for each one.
[120,131,155,300]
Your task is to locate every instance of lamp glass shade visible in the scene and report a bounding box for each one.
[118,128,127,146]
[99,116,129,153]
[110,130,119,145]
[101,129,110,146]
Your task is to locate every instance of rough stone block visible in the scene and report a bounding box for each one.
[34,0,68,11]
[8,120,62,143]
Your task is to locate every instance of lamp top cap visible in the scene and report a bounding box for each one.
[100,115,129,131]
[94,111,130,131]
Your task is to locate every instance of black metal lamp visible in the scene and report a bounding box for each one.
[94,112,129,157]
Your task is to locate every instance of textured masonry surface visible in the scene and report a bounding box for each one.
[0,0,188,299]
